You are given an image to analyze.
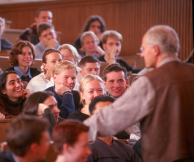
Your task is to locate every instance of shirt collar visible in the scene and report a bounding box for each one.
[14,66,32,78]
[157,56,180,68]
[11,152,20,162]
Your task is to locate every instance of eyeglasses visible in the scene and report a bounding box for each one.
[140,47,144,52]
[83,40,97,45]
[62,54,73,58]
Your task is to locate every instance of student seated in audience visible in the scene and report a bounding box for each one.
[98,30,140,73]
[17,8,53,45]
[69,74,104,121]
[23,91,61,124]
[80,31,104,58]
[70,74,124,125]
[0,71,31,119]
[74,15,106,55]
[35,22,59,59]
[103,64,140,139]
[87,95,141,162]
[103,63,129,99]
[52,120,91,162]
[6,40,40,84]
[45,60,81,119]
[0,17,13,50]
[0,115,50,162]
[58,44,80,64]
[26,48,62,93]
[75,56,100,90]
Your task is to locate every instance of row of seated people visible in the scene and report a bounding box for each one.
[0,113,141,162]
[0,50,140,138]
[0,50,142,161]
[1,9,140,73]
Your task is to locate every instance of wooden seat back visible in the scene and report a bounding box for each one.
[0,119,12,143]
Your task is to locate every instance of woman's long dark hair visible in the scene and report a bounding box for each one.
[23,91,54,115]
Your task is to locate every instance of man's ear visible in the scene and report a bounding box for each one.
[103,80,107,88]
[79,69,83,75]
[153,45,160,56]
[102,43,106,51]
[63,143,74,154]
[29,143,38,153]
[53,74,57,82]
[34,17,38,24]
[126,78,129,86]
[39,36,42,42]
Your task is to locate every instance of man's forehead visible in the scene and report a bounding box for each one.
[106,36,120,43]
[38,11,52,17]
[106,71,125,79]
[95,101,112,110]
[84,62,99,68]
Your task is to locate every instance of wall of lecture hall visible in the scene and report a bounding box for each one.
[0,0,193,61]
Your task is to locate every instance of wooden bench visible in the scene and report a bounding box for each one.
[0,119,12,143]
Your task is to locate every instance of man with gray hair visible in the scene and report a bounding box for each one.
[84,25,194,162]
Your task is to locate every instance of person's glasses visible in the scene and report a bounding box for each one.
[140,47,144,52]
[62,54,73,58]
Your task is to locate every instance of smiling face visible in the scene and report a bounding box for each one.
[80,79,104,106]
[53,69,77,91]
[60,48,75,63]
[68,132,91,162]
[17,46,33,68]
[2,73,24,102]
[104,71,128,98]
[43,96,60,123]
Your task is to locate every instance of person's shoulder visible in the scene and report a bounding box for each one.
[97,55,105,61]
[113,139,134,151]
[72,90,79,96]
[45,86,54,92]
[68,108,88,121]
[29,67,40,76]
[0,150,15,162]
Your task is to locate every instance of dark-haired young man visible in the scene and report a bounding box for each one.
[74,55,100,90]
[87,95,141,162]
[0,115,50,162]
[103,63,129,98]
[17,8,53,45]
